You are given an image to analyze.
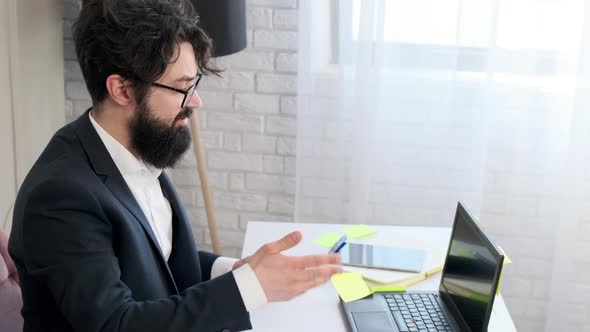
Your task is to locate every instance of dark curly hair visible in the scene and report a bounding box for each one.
[73,0,220,106]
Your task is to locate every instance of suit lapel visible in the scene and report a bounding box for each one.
[74,109,179,294]
[159,172,202,291]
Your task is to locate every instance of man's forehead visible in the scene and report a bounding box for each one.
[162,42,198,82]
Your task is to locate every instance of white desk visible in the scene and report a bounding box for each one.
[242,221,517,332]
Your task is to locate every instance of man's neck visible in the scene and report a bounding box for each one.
[90,105,134,154]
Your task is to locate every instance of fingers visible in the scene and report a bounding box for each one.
[253,249,343,302]
[305,265,343,282]
[232,258,248,270]
[259,231,302,255]
[293,265,343,295]
[291,253,342,269]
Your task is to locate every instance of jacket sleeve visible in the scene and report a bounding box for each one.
[20,178,251,332]
[198,251,220,281]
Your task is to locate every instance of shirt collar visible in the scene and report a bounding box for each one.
[89,111,162,179]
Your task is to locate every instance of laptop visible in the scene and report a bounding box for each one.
[341,202,505,332]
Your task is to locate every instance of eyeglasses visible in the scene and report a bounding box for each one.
[151,73,203,108]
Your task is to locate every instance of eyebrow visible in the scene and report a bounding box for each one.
[175,75,197,83]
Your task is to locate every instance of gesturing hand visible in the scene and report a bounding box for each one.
[233,231,342,302]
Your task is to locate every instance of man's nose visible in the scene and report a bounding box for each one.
[186,91,202,109]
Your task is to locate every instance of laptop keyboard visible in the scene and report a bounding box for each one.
[385,293,452,332]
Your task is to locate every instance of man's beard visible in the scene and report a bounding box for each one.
[129,99,193,169]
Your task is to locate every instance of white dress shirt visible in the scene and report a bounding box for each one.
[89,112,267,312]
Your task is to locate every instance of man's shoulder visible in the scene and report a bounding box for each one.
[33,118,82,165]
[18,159,101,213]
[19,119,101,200]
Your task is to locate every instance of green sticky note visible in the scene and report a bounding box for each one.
[341,224,377,239]
[331,272,373,303]
[313,232,342,248]
[496,246,512,295]
[498,246,512,264]
[370,285,406,293]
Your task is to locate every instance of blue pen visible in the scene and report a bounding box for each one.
[329,234,347,254]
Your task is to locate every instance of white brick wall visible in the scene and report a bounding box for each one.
[247,7,273,29]
[62,0,298,259]
[276,52,298,72]
[254,30,298,50]
[250,0,297,8]
[273,9,298,30]
[280,96,297,115]
[243,134,277,153]
[277,137,296,155]
[235,93,280,114]
[257,73,298,93]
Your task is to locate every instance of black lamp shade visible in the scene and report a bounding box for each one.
[192,0,247,57]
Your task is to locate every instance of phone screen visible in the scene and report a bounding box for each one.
[339,243,426,272]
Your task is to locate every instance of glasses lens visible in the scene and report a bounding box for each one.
[195,74,203,88]
[182,84,196,108]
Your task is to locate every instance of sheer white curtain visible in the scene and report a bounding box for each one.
[296,1,590,331]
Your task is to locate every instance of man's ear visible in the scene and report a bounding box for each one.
[105,74,133,107]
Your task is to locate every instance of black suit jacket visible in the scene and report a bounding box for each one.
[8,111,251,332]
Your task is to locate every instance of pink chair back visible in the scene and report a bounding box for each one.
[0,228,23,332]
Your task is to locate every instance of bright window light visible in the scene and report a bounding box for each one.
[351,0,584,50]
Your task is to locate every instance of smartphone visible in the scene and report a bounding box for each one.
[338,243,426,272]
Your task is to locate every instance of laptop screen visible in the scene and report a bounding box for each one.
[439,203,504,332]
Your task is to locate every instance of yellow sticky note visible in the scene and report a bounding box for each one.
[341,224,377,239]
[496,246,512,295]
[313,232,342,248]
[331,273,373,303]
[370,285,406,293]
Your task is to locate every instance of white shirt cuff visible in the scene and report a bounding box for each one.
[232,263,268,312]
[211,256,238,279]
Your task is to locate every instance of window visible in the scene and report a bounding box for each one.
[339,0,584,78]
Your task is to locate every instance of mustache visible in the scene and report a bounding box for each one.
[174,108,194,122]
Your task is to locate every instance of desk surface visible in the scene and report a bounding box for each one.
[242,221,517,332]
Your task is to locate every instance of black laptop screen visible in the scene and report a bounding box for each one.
[440,204,503,331]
